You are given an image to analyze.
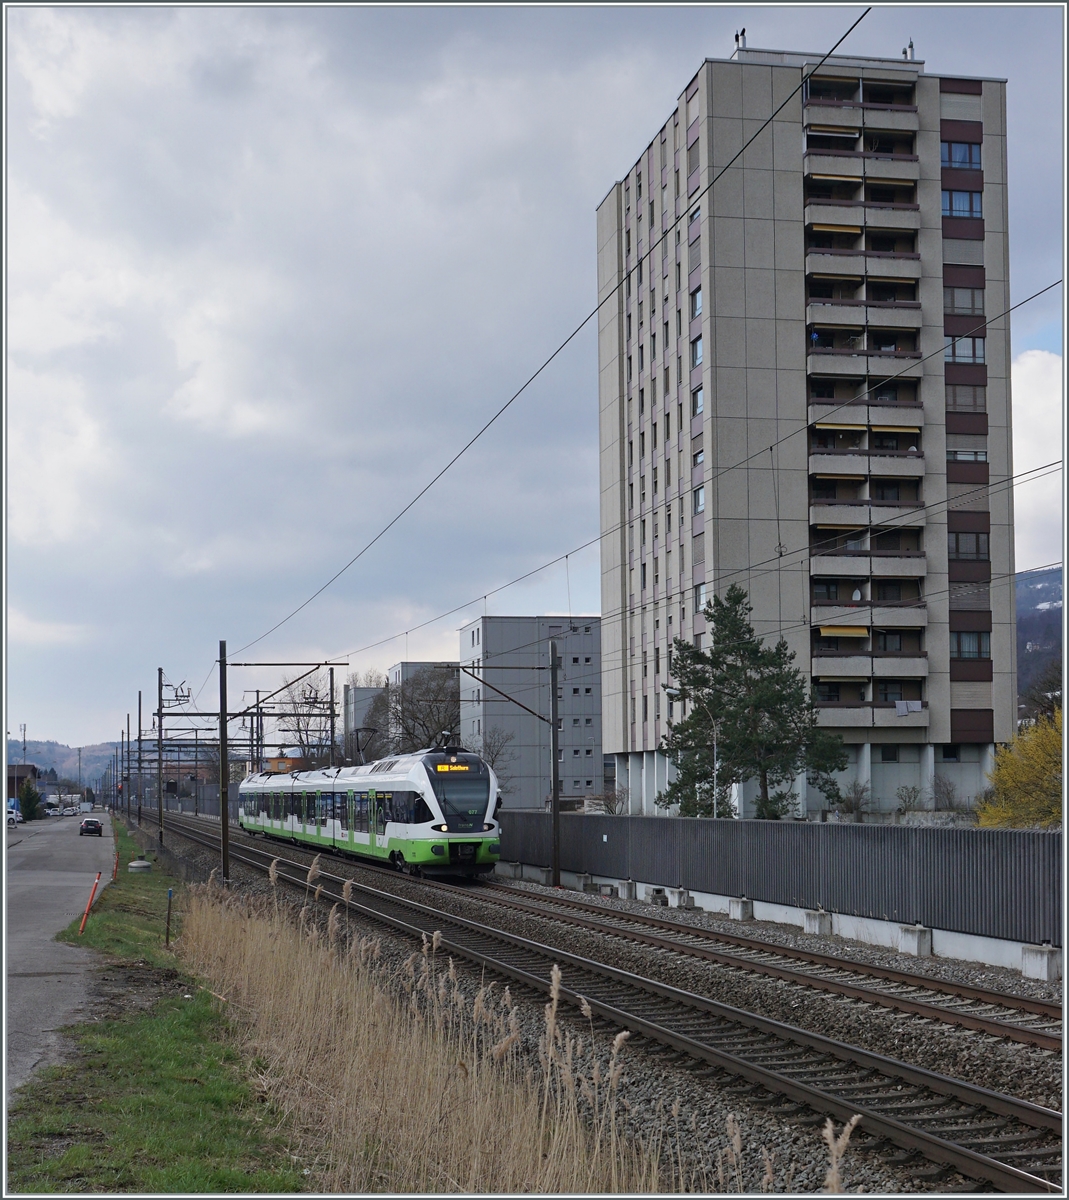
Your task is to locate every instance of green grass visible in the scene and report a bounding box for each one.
[55,819,181,964]
[7,819,304,1193]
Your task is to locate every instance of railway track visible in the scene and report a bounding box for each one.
[154,811,1062,1051]
[146,814,1062,1192]
[470,882,1063,1052]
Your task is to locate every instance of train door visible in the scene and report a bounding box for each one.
[368,789,378,851]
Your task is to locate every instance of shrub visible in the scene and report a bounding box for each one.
[978,710,1062,829]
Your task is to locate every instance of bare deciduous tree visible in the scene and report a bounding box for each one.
[473,726,517,796]
[585,786,629,815]
[278,670,335,766]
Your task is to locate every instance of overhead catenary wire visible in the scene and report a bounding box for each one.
[229,9,875,659]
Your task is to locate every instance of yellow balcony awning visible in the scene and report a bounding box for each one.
[811,224,862,234]
[819,625,870,637]
[814,422,866,431]
[871,425,921,433]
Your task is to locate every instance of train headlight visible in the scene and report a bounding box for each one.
[483,822,496,831]
[433,823,448,832]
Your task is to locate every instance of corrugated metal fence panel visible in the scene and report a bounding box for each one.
[499,814,1061,946]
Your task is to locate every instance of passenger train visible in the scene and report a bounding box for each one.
[237,746,500,877]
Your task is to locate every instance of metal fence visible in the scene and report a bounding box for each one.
[498,813,1062,946]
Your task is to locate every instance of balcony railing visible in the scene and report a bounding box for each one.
[806,197,920,211]
[809,448,924,458]
[804,98,918,113]
[814,699,928,709]
[806,246,921,259]
[813,650,928,658]
[804,147,919,161]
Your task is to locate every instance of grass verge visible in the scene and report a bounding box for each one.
[6,819,304,1194]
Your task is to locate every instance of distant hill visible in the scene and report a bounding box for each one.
[1016,566,1063,703]
[6,739,118,782]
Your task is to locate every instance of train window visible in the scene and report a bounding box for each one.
[355,792,368,833]
[337,793,349,832]
[303,793,313,825]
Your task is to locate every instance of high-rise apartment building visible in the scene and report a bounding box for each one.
[597,45,1014,817]
[459,616,602,809]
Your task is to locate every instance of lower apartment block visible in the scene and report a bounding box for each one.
[598,46,1014,818]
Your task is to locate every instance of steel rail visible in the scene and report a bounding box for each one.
[480,883,1062,1021]
[467,884,1062,1049]
[153,811,1061,1045]
[152,817,1061,1193]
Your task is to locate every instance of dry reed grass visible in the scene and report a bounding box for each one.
[176,884,860,1193]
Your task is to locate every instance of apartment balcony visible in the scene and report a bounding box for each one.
[809,451,869,475]
[812,654,871,676]
[815,704,875,728]
[810,553,870,576]
[863,156,920,182]
[803,151,863,178]
[867,402,924,425]
[865,304,924,328]
[815,701,930,729]
[871,552,927,578]
[861,108,919,133]
[805,250,866,277]
[804,201,864,227]
[872,654,928,677]
[871,603,927,627]
[806,301,866,326]
[861,205,921,231]
[873,702,929,728]
[867,452,925,477]
[809,500,924,527]
[808,450,923,476]
[811,603,871,627]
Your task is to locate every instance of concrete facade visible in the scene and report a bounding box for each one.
[597,47,1014,818]
[459,616,602,810]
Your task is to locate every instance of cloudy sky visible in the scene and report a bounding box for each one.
[6,5,1064,751]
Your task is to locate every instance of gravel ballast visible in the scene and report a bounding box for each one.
[146,818,1056,1192]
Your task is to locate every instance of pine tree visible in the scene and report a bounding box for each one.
[658,584,848,818]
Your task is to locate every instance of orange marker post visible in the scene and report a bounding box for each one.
[113,849,119,881]
[78,872,102,936]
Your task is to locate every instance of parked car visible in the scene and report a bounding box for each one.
[79,818,103,837]
[62,806,79,817]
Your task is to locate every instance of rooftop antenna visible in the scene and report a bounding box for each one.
[739,27,747,49]
[908,38,915,61]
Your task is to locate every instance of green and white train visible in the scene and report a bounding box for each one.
[237,747,501,877]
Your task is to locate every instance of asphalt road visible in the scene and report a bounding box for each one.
[5,813,115,1104]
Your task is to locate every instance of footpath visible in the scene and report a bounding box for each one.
[5,813,115,1103]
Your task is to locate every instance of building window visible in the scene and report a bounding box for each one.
[945,335,985,364]
[641,563,647,590]
[585,717,592,725]
[692,386,704,416]
[941,141,981,169]
[943,286,984,315]
[948,531,989,560]
[946,384,987,412]
[693,449,704,466]
[627,355,632,381]
[876,581,902,603]
[694,583,707,610]
[625,229,631,255]
[690,336,703,368]
[573,749,580,756]
[950,631,991,659]
[693,485,705,514]
[876,631,902,652]
[942,744,960,762]
[941,190,983,219]
[878,680,904,702]
[813,580,839,602]
[947,449,987,462]
[881,744,899,762]
[873,482,900,503]
[642,695,648,722]
[815,682,841,703]
[690,287,702,319]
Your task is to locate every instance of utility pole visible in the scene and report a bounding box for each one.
[120,729,125,816]
[329,666,336,768]
[194,728,199,817]
[78,747,82,803]
[549,639,561,887]
[21,724,26,764]
[126,714,131,818]
[137,692,142,826]
[219,640,230,883]
[156,667,164,844]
